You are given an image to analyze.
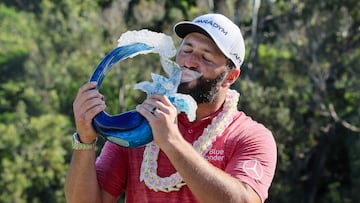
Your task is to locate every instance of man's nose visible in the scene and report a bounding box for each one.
[183,53,200,71]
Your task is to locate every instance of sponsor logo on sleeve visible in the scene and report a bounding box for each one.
[242,159,264,180]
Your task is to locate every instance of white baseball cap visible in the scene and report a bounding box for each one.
[174,13,245,69]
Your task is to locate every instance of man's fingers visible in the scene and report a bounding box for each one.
[78,82,97,94]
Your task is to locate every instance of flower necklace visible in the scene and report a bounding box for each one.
[140,89,240,192]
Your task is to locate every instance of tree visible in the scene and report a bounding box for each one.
[0,0,359,202]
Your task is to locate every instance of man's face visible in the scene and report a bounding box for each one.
[175,32,229,104]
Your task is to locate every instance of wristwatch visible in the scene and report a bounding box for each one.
[72,132,97,150]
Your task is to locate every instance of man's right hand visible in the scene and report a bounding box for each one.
[73,82,106,144]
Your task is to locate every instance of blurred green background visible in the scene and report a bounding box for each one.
[0,0,359,202]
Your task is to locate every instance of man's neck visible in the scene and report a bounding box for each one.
[194,95,226,122]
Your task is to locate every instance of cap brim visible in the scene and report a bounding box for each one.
[174,22,212,39]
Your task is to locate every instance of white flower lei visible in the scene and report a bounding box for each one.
[140,89,240,192]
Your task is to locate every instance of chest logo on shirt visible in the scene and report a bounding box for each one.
[206,149,225,161]
[243,159,264,180]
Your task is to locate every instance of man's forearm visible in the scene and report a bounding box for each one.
[162,139,261,203]
[65,150,102,203]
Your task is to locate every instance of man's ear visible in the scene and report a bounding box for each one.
[222,69,240,87]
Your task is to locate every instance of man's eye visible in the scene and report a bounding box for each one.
[202,56,212,63]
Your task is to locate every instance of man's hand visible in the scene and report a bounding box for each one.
[136,94,183,149]
[73,82,106,143]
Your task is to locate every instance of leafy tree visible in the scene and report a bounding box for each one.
[0,0,359,202]
[234,0,360,202]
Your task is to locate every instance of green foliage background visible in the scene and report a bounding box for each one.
[0,0,359,202]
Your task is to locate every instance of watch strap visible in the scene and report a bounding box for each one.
[72,132,97,150]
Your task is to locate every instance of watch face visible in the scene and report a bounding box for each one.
[73,133,80,144]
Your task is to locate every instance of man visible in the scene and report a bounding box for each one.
[65,13,277,203]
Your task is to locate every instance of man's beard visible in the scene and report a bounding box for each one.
[177,71,227,104]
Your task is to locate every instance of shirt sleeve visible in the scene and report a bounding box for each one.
[224,120,277,203]
[96,141,129,198]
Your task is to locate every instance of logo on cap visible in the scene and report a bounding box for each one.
[230,52,243,66]
[195,19,228,36]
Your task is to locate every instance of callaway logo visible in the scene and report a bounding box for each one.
[243,159,264,180]
[230,52,242,65]
[195,19,228,35]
